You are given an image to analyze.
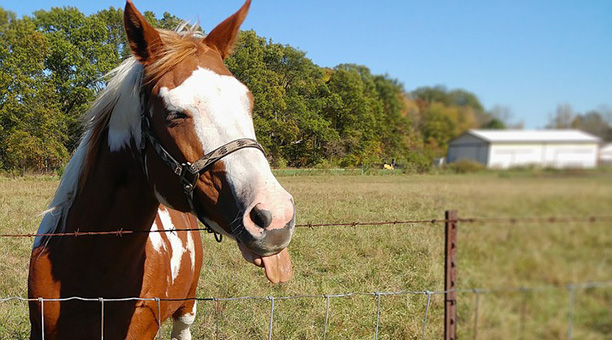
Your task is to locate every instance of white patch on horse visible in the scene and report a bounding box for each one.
[171,305,196,340]
[158,207,185,283]
[157,67,278,207]
[186,228,196,271]
[149,221,166,253]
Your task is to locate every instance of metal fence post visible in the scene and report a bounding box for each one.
[39,298,45,340]
[374,292,381,340]
[472,290,480,340]
[268,296,275,340]
[99,298,105,340]
[445,210,458,340]
[567,285,576,340]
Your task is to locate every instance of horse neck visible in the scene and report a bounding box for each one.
[66,138,159,233]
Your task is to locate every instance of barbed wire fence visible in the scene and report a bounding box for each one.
[3,215,612,238]
[1,212,611,339]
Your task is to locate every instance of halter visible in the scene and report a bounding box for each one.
[140,95,266,242]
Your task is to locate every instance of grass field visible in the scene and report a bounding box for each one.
[1,170,611,339]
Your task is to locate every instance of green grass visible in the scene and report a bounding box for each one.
[1,171,611,339]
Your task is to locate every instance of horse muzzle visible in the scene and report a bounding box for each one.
[239,199,296,256]
[235,198,295,283]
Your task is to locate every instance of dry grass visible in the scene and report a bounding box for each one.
[1,170,611,339]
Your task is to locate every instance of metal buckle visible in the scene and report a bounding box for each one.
[179,163,198,195]
[173,165,183,176]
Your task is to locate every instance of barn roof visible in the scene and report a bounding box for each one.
[460,129,601,144]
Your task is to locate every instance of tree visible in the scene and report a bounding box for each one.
[94,7,130,59]
[481,105,513,129]
[373,75,411,160]
[0,13,67,171]
[0,8,16,28]
[0,5,499,172]
[547,103,575,129]
[226,31,341,166]
[572,110,612,141]
[481,118,505,130]
[323,64,385,166]
[143,11,184,31]
[411,85,484,157]
[34,7,124,150]
[420,102,458,155]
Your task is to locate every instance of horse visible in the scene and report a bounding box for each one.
[27,1,296,339]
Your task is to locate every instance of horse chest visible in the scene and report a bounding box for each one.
[147,207,197,286]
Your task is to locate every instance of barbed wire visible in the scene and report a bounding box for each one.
[0,215,610,239]
[297,215,612,228]
[0,227,213,239]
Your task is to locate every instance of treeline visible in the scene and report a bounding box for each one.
[0,6,502,173]
[547,103,612,141]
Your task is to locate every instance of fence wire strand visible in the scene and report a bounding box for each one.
[3,281,611,305]
[1,215,611,239]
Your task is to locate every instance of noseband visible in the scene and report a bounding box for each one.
[140,94,266,241]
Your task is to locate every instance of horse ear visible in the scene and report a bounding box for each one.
[124,0,163,64]
[204,0,251,59]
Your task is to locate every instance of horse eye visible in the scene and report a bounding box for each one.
[166,111,188,122]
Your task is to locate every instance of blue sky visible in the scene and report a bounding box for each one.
[2,0,611,128]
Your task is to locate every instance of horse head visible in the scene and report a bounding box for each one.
[124,0,295,283]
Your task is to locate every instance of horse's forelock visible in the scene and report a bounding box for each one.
[144,27,209,84]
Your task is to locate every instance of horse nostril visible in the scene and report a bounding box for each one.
[250,205,273,229]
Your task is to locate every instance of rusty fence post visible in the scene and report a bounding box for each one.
[445,210,458,340]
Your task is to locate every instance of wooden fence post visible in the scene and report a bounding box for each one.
[445,210,458,340]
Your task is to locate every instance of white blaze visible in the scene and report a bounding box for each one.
[158,67,283,208]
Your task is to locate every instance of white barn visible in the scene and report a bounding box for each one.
[600,143,612,164]
[447,130,601,169]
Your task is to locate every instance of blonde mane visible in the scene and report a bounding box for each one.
[34,26,207,246]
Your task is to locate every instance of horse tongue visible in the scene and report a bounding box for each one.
[261,248,292,283]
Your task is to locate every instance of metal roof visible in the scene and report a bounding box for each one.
[463,129,601,143]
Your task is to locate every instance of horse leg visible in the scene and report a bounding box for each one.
[170,301,197,340]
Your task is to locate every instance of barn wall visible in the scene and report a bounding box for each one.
[447,135,489,165]
[488,143,599,169]
[600,144,612,164]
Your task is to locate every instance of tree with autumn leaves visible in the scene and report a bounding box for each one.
[1,6,507,173]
